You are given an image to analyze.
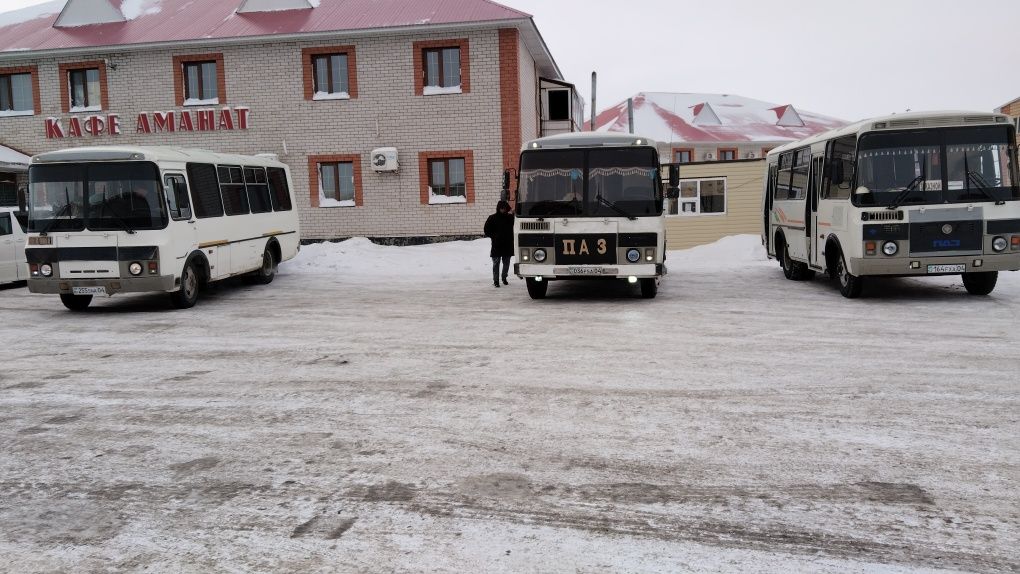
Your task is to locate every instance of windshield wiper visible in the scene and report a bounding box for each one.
[37,186,76,236]
[965,170,1005,205]
[97,191,137,234]
[595,193,636,220]
[886,174,926,210]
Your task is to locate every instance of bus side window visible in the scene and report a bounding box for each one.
[165,175,192,221]
[186,163,225,218]
[776,152,794,199]
[267,167,293,211]
[826,135,856,200]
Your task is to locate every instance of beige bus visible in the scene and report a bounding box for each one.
[763,111,1020,298]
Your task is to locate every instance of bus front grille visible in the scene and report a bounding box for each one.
[909,221,982,255]
[520,221,550,231]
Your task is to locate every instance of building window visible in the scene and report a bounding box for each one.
[547,89,570,121]
[418,151,474,204]
[0,69,36,116]
[308,154,362,208]
[673,148,693,163]
[0,176,16,206]
[69,68,99,110]
[718,148,737,161]
[302,46,358,101]
[174,54,225,106]
[665,178,726,216]
[413,39,469,95]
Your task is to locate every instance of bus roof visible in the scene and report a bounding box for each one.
[767,110,1012,157]
[523,132,658,150]
[31,146,288,168]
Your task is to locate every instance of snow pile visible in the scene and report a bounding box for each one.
[284,234,769,281]
[120,0,162,20]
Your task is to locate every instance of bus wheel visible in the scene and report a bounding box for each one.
[253,246,277,285]
[60,293,92,311]
[526,278,548,299]
[640,278,658,299]
[170,260,201,309]
[834,250,864,298]
[962,271,997,295]
[781,243,812,281]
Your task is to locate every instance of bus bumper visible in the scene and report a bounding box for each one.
[27,275,177,295]
[850,253,1020,276]
[515,263,664,279]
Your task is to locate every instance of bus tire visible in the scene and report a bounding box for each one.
[526,278,548,299]
[252,244,278,285]
[781,241,812,281]
[834,249,864,298]
[962,271,997,296]
[170,259,201,309]
[640,278,658,299]
[60,293,92,311]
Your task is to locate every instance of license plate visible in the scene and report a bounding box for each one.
[927,264,966,274]
[566,266,616,275]
[72,286,107,295]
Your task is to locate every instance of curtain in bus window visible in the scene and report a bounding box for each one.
[218,166,250,216]
[187,163,224,218]
[588,148,660,216]
[267,167,292,211]
[944,126,1019,202]
[245,167,272,213]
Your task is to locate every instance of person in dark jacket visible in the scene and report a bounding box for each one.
[483,200,515,287]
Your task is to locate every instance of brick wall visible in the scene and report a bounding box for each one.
[0,27,540,240]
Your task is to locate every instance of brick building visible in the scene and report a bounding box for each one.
[996,96,1020,146]
[0,0,582,239]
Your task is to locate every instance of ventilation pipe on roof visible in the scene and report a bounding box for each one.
[53,0,126,27]
[238,0,314,13]
[590,72,597,131]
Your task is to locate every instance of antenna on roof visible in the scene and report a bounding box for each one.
[627,98,634,134]
[590,72,597,131]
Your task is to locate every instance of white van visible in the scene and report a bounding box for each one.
[0,206,28,285]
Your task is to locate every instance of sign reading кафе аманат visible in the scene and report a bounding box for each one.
[43,106,251,139]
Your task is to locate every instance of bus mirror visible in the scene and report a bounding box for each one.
[501,170,511,194]
[668,165,679,187]
[854,186,871,196]
[17,186,27,212]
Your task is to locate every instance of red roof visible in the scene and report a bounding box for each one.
[0,0,532,54]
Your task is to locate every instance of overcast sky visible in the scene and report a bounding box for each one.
[4,0,1019,122]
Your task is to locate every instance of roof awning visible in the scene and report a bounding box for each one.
[0,144,31,173]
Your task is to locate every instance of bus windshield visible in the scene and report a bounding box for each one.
[855,125,1019,207]
[517,148,662,217]
[29,162,167,233]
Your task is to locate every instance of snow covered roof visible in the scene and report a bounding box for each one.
[0,144,31,172]
[590,92,847,145]
[0,0,561,78]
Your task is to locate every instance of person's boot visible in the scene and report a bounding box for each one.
[493,279,500,288]
[502,277,509,285]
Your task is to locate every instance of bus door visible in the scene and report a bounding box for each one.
[808,156,824,267]
[164,173,197,259]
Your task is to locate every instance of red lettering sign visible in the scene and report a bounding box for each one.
[136,113,152,134]
[153,111,175,133]
[218,108,234,130]
[197,110,215,131]
[109,114,121,135]
[235,106,250,130]
[84,115,106,136]
[178,111,194,131]
[68,117,83,138]
[45,118,65,139]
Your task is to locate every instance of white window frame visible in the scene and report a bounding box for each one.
[665,177,727,217]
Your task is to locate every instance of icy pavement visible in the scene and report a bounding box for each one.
[1,235,1018,573]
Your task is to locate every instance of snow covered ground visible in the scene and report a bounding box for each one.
[1,235,1018,573]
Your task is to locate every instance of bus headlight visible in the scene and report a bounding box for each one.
[533,248,547,263]
[882,241,898,256]
[40,264,53,277]
[129,262,144,276]
[992,236,1008,252]
[626,248,641,263]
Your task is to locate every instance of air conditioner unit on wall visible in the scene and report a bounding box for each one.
[747,152,756,159]
[704,152,714,161]
[371,147,398,172]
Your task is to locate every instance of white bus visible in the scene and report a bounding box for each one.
[506,132,679,299]
[763,111,1020,298]
[24,146,299,310]
[1,206,28,286]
